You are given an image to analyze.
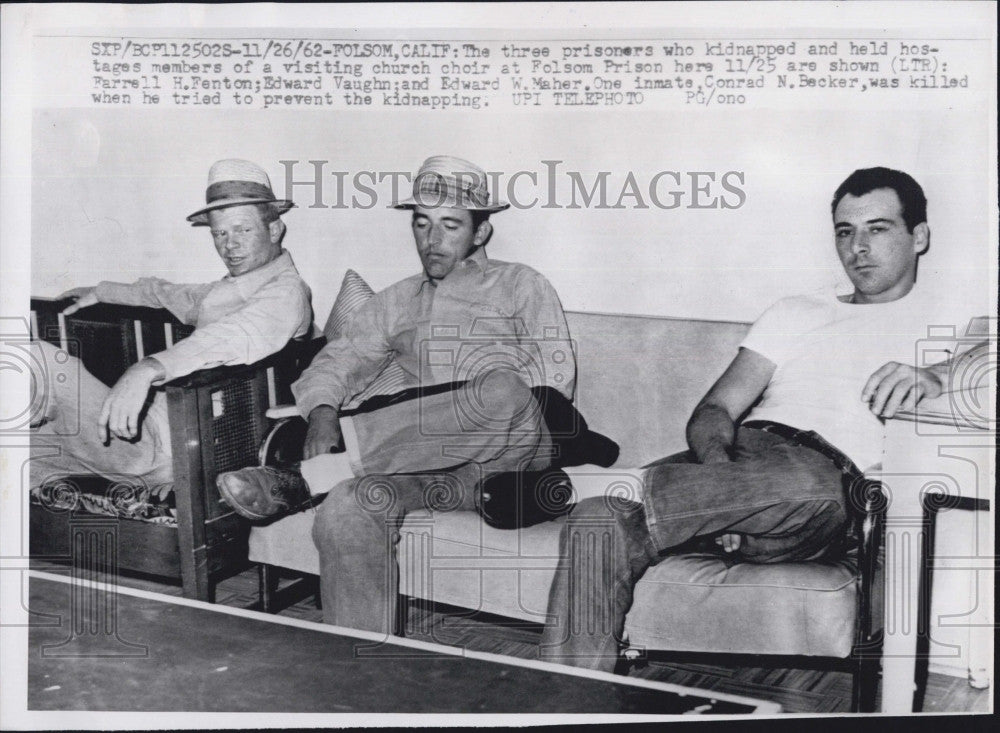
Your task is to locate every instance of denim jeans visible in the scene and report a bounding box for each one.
[311,371,554,633]
[539,427,850,671]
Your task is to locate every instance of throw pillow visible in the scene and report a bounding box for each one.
[324,269,409,409]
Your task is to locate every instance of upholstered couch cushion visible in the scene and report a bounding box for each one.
[625,555,865,657]
[249,509,320,575]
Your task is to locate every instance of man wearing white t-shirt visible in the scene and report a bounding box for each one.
[540,167,988,670]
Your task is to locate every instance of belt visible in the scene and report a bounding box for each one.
[340,380,466,417]
[741,420,862,479]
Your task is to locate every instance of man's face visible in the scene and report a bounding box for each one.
[411,205,488,280]
[833,188,928,304]
[208,205,282,277]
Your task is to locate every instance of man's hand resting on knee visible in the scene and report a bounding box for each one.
[686,348,776,556]
[304,405,344,459]
[98,358,165,441]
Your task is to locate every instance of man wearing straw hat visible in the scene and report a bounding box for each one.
[30,159,313,497]
[217,155,592,634]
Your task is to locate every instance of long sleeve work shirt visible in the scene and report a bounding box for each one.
[293,248,575,418]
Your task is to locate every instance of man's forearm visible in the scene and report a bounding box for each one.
[138,356,167,384]
[304,404,344,458]
[291,339,385,419]
[686,403,736,464]
[93,280,161,308]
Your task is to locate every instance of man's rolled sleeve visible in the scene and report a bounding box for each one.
[151,282,311,382]
[95,278,211,324]
[292,296,394,417]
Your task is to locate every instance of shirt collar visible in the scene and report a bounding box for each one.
[414,247,488,295]
[225,250,295,287]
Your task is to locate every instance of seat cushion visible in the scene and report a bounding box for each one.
[396,509,564,622]
[248,509,321,575]
[626,555,861,657]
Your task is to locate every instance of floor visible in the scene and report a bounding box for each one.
[32,561,992,715]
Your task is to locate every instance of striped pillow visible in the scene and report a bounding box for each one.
[323,269,375,340]
[326,269,410,409]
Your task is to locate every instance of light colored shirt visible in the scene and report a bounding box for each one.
[740,285,977,470]
[293,247,575,418]
[95,250,313,381]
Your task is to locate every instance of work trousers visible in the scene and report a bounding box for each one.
[311,370,554,633]
[29,341,172,492]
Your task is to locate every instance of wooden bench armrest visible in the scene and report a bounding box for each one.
[163,359,275,391]
[162,337,319,394]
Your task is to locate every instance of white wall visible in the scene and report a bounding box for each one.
[31,106,995,325]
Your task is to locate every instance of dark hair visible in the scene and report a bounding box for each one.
[831,167,927,232]
[470,210,491,230]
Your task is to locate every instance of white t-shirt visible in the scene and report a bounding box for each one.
[741,286,978,470]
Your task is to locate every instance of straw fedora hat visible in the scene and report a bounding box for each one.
[187,159,295,225]
[392,155,509,213]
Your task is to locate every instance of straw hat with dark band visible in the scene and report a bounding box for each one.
[187,159,295,226]
[392,155,509,213]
